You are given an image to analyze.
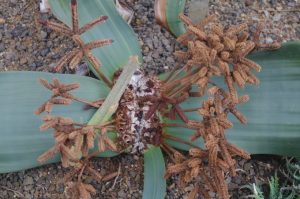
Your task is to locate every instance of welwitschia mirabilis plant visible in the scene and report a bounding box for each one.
[0,0,300,198]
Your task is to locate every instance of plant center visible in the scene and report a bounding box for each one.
[115,70,162,153]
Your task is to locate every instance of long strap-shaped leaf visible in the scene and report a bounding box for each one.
[0,72,114,173]
[143,146,166,199]
[164,42,300,157]
[88,56,140,125]
[155,0,186,37]
[49,0,142,81]
[155,0,209,37]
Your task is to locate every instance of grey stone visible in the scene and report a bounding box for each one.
[5,51,16,61]
[245,0,254,6]
[266,37,273,44]
[24,192,32,199]
[228,182,239,190]
[296,27,300,38]
[0,43,5,52]
[144,56,152,63]
[250,168,255,175]
[24,185,33,191]
[129,171,136,177]
[23,176,34,186]
[29,62,37,69]
[46,40,53,48]
[273,14,281,22]
[118,190,127,198]
[145,38,153,49]
[152,52,160,59]
[235,177,241,184]
[40,30,48,39]
[75,62,89,76]
[20,57,27,65]
[40,48,49,57]
[48,184,55,192]
[166,57,174,63]
[11,25,28,38]
[244,162,252,171]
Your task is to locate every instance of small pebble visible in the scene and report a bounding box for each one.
[40,48,49,57]
[266,37,273,44]
[0,18,5,25]
[19,57,27,65]
[0,43,5,52]
[40,30,48,39]
[23,176,34,186]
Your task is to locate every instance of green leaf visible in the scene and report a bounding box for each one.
[143,146,166,199]
[88,56,140,125]
[155,0,186,37]
[0,71,116,173]
[164,42,300,157]
[155,0,208,37]
[269,175,280,199]
[166,0,186,37]
[49,0,142,80]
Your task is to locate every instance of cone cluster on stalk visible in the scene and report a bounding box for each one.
[40,0,113,87]
[35,78,118,199]
[160,14,280,198]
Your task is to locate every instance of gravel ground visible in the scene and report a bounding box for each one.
[210,0,300,43]
[0,0,299,198]
[0,0,76,73]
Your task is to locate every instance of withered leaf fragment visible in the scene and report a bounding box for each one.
[66,182,96,199]
[98,128,118,153]
[37,144,60,163]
